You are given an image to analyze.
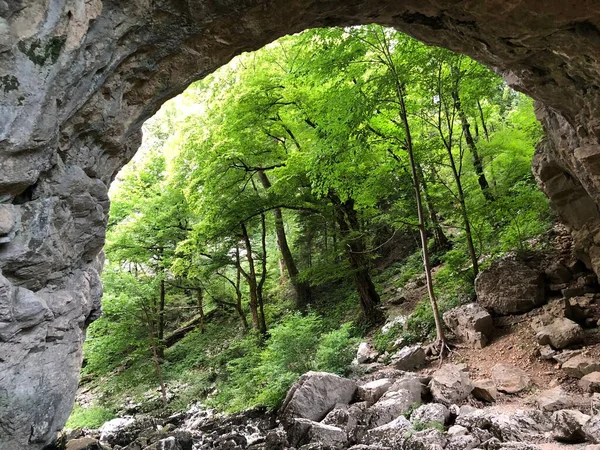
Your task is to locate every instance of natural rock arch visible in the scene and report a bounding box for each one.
[1,1,600,448]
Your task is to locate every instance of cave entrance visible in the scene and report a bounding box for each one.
[3,3,600,449]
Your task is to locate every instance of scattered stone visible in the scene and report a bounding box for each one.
[539,345,557,360]
[381,316,407,334]
[390,345,425,371]
[409,403,450,426]
[365,415,411,447]
[287,418,347,448]
[490,410,551,442]
[429,364,473,405]
[280,372,357,424]
[443,303,494,348]
[535,318,584,349]
[545,261,573,284]
[357,342,379,364]
[472,379,498,402]
[584,415,600,443]
[99,417,138,447]
[562,355,600,378]
[446,434,480,450]
[368,388,421,427]
[447,425,468,437]
[536,386,573,412]
[580,372,600,392]
[65,438,104,450]
[491,364,531,394]
[403,429,447,450]
[475,255,545,315]
[554,349,583,364]
[357,378,393,406]
[552,409,590,442]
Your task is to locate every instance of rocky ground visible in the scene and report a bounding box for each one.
[63,227,600,450]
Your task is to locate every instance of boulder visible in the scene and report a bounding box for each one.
[357,378,393,406]
[429,364,473,405]
[99,417,140,447]
[367,388,421,427]
[143,436,182,450]
[491,364,531,394]
[446,434,480,450]
[562,355,600,378]
[580,372,600,392]
[489,410,551,442]
[390,345,425,371]
[365,415,411,447]
[585,415,600,443]
[264,427,289,450]
[65,438,104,450]
[388,374,427,400]
[535,386,573,412]
[280,372,357,423]
[472,379,498,402]
[287,418,347,448]
[409,403,450,426]
[357,342,379,364]
[456,409,493,430]
[545,261,573,284]
[535,318,584,349]
[552,409,590,442]
[321,403,366,440]
[443,303,493,348]
[475,255,545,315]
[403,429,447,450]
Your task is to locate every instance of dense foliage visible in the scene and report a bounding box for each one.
[73,25,552,424]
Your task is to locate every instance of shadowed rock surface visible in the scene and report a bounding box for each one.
[3,1,600,448]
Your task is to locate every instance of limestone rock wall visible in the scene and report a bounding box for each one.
[1,1,600,448]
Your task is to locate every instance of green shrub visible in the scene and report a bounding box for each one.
[373,322,404,353]
[211,313,360,412]
[316,323,357,375]
[65,404,115,429]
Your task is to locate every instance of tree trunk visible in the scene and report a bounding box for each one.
[240,223,266,335]
[158,278,165,359]
[196,288,205,333]
[234,246,249,330]
[257,170,311,310]
[257,213,268,335]
[477,99,490,141]
[453,90,494,202]
[416,162,451,251]
[142,305,167,407]
[330,193,382,324]
[392,73,445,344]
[442,142,480,277]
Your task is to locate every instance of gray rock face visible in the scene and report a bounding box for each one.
[4,2,600,449]
[443,303,494,348]
[475,256,545,315]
